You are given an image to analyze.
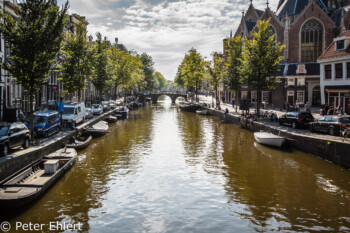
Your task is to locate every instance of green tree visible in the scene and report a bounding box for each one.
[108,46,124,98]
[223,36,243,112]
[206,52,224,106]
[92,32,110,98]
[174,62,185,88]
[0,0,68,137]
[154,72,166,90]
[59,21,93,102]
[181,48,205,102]
[240,19,284,116]
[139,53,155,90]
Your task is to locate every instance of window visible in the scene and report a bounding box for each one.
[287,78,294,86]
[241,91,247,100]
[251,91,257,103]
[262,91,269,104]
[336,40,345,50]
[297,78,305,86]
[297,91,305,103]
[335,63,343,79]
[325,65,332,79]
[347,63,350,78]
[301,20,323,62]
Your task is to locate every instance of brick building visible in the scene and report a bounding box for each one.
[222,0,350,109]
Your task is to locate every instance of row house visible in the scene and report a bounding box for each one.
[318,30,350,114]
[222,0,350,109]
[0,0,22,121]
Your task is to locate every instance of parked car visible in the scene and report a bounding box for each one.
[279,111,314,129]
[92,104,103,115]
[101,101,110,111]
[62,102,86,125]
[85,108,93,119]
[109,100,116,109]
[0,122,31,156]
[26,110,60,138]
[310,116,350,136]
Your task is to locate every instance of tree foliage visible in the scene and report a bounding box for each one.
[59,21,93,101]
[181,48,205,101]
[223,36,243,105]
[0,0,68,136]
[139,53,155,90]
[239,18,285,115]
[92,32,110,95]
[174,62,185,88]
[154,71,166,90]
[205,52,224,103]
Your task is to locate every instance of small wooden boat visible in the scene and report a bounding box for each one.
[0,148,76,208]
[105,115,118,123]
[84,121,109,138]
[254,132,285,147]
[196,109,208,115]
[179,103,201,112]
[66,136,92,150]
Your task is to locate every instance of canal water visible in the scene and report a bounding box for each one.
[4,96,350,232]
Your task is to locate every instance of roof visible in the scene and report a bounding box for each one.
[318,31,350,61]
[245,21,257,32]
[255,9,264,18]
[34,110,59,116]
[276,0,328,17]
[285,63,320,76]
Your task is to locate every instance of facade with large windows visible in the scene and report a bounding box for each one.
[222,0,350,109]
[318,30,350,114]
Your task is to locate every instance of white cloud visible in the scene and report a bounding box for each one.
[59,0,278,80]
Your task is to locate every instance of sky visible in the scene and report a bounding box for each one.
[57,0,278,80]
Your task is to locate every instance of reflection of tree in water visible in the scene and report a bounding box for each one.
[8,107,155,232]
[220,125,350,232]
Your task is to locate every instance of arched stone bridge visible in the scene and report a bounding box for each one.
[138,92,187,104]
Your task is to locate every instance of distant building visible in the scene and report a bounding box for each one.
[318,30,350,114]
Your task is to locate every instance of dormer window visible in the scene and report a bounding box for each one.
[336,40,345,50]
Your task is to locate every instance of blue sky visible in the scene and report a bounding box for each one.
[57,0,278,80]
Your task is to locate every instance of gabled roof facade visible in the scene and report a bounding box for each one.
[318,30,350,61]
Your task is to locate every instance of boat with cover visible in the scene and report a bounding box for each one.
[115,106,129,119]
[83,121,109,138]
[105,115,118,123]
[179,103,201,113]
[66,135,92,150]
[196,109,208,115]
[0,148,77,208]
[254,131,285,147]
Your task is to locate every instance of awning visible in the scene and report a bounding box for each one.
[326,89,350,93]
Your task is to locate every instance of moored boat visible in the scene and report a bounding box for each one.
[66,136,92,150]
[179,103,201,113]
[254,132,285,147]
[0,148,77,209]
[115,106,129,119]
[83,121,109,138]
[196,109,208,115]
[105,115,118,123]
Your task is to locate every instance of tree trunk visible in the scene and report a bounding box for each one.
[29,88,34,139]
[235,89,239,113]
[215,86,218,107]
[256,89,261,117]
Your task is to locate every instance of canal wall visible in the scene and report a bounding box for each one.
[0,110,114,182]
[207,108,350,169]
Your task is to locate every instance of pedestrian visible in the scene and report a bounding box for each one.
[222,96,225,104]
[327,106,334,115]
[324,104,329,115]
[305,102,311,112]
[295,100,300,112]
[231,98,235,108]
[216,97,220,107]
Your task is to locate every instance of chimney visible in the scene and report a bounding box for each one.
[115,38,119,44]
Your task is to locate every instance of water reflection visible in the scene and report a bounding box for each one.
[3,96,350,233]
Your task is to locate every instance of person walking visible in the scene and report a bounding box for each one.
[305,102,311,112]
[231,98,235,108]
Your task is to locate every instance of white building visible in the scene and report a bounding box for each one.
[318,30,350,115]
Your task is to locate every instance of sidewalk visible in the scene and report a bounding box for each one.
[198,95,321,119]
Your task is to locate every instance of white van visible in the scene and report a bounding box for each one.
[62,102,86,125]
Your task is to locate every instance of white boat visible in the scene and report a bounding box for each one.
[196,109,208,115]
[254,132,285,147]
